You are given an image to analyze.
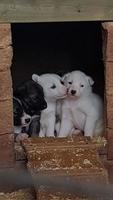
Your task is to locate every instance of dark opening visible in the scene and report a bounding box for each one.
[11,22,104,98]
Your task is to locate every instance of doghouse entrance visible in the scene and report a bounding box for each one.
[11,22,105,140]
[9,23,106,141]
[11,22,104,100]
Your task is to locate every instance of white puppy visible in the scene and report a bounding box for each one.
[58,70,104,138]
[32,73,67,137]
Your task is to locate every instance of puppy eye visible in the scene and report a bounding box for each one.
[80,84,84,87]
[68,81,72,84]
[51,84,56,89]
[60,80,64,85]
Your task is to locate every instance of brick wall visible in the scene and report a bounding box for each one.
[0,24,14,167]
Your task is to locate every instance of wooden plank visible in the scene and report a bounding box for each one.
[0,0,113,22]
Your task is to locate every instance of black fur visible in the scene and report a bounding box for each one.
[13,98,23,126]
[13,80,47,136]
[27,116,40,137]
[14,80,47,116]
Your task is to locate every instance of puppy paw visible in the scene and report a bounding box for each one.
[46,134,55,138]
[71,129,83,136]
[39,132,45,137]
[58,134,67,138]
[16,133,29,142]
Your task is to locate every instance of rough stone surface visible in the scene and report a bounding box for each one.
[106,128,113,160]
[102,25,107,61]
[0,188,35,199]
[106,109,113,129]
[106,92,113,108]
[0,134,14,168]
[23,138,109,185]
[107,140,113,160]
[106,92,113,129]
[37,186,88,200]
[102,23,113,61]
[0,46,13,71]
[107,128,113,140]
[14,143,26,161]
[37,185,110,200]
[105,62,113,87]
[0,99,13,134]
[0,24,12,48]
[102,23,113,160]
[105,62,113,134]
[0,69,13,101]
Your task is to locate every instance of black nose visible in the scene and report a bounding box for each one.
[25,118,31,123]
[71,90,76,95]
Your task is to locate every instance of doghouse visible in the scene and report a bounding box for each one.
[0,1,113,171]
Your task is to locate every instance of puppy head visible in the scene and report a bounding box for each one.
[21,112,31,127]
[13,98,31,127]
[13,98,23,126]
[14,80,47,116]
[62,70,94,98]
[32,73,67,101]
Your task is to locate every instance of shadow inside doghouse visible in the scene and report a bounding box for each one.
[11,22,104,98]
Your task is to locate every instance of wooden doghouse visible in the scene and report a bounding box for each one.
[1,1,113,170]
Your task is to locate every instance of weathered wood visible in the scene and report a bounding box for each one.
[0,99,13,134]
[106,127,113,160]
[0,24,12,47]
[15,143,26,161]
[102,23,113,61]
[102,22,113,159]
[0,0,113,22]
[105,62,113,87]
[0,70,13,101]
[0,134,14,168]
[108,141,113,160]
[0,47,13,72]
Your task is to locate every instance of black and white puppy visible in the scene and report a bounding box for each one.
[13,97,31,134]
[13,79,47,139]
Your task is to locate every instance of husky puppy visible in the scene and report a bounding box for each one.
[32,73,67,137]
[58,70,104,138]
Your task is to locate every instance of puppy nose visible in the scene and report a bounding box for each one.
[25,118,31,123]
[71,90,76,95]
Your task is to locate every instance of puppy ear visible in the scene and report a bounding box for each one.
[87,76,94,86]
[32,74,41,83]
[62,73,70,82]
[14,85,26,97]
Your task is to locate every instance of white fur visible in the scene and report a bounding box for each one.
[14,126,22,134]
[14,112,31,143]
[14,112,31,134]
[32,73,67,137]
[58,70,104,138]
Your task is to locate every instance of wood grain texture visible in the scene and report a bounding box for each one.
[0,0,113,22]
